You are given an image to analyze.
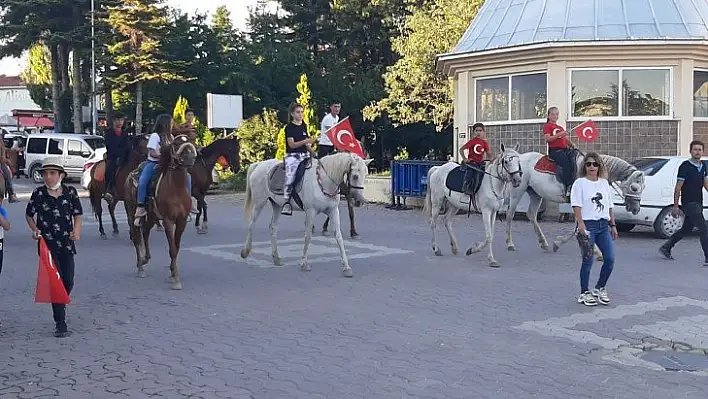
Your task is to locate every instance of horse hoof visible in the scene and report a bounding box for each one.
[488,261,502,268]
[197,228,207,235]
[540,244,549,251]
[137,269,147,278]
[451,247,458,255]
[434,248,443,256]
[240,248,250,259]
[507,245,516,251]
[552,242,560,252]
[350,232,359,238]
[100,234,107,240]
[112,231,119,237]
[343,268,353,278]
[300,262,312,272]
[273,257,283,266]
[171,281,183,290]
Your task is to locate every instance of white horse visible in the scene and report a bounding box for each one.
[423,143,524,267]
[240,152,372,277]
[505,150,645,257]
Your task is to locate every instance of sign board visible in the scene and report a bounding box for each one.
[206,93,243,129]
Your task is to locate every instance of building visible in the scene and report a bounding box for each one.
[0,75,47,129]
[436,0,708,160]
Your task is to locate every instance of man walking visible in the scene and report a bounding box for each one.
[659,140,708,265]
[103,112,129,202]
[0,132,18,202]
[318,102,341,158]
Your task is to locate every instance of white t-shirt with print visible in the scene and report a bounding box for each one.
[319,113,339,146]
[147,132,161,161]
[570,177,614,221]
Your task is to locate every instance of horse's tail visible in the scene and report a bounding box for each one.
[243,162,256,220]
[88,182,101,221]
[422,166,437,217]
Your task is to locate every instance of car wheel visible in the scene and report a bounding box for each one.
[653,206,684,239]
[30,164,43,184]
[615,223,635,233]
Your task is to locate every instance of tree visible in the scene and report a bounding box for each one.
[22,43,53,110]
[276,73,319,160]
[106,0,191,134]
[364,0,483,131]
[237,108,282,167]
[171,95,212,146]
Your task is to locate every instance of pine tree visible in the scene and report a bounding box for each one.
[276,73,319,160]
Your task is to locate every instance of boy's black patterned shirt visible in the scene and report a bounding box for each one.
[25,185,83,255]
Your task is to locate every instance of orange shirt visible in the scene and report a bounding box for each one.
[462,137,490,164]
[543,122,568,150]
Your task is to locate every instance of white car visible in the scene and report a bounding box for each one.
[81,147,107,190]
[611,156,708,238]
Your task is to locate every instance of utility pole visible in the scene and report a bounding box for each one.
[91,0,98,134]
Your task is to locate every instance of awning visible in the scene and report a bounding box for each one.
[14,116,53,127]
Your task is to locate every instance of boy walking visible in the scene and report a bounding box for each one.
[25,158,83,338]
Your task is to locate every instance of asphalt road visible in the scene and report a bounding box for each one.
[1,192,708,398]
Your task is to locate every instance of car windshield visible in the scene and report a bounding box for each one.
[83,137,105,150]
[630,158,669,176]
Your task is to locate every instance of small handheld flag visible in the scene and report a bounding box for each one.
[35,237,71,305]
[324,117,366,159]
[573,120,599,143]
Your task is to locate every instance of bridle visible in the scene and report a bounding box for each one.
[315,156,365,199]
[167,135,196,169]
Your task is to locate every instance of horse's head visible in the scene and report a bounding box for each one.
[345,153,373,206]
[617,169,645,215]
[498,143,523,188]
[211,138,240,174]
[162,134,197,169]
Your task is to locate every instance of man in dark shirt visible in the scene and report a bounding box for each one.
[659,140,708,264]
[25,158,83,338]
[103,112,128,202]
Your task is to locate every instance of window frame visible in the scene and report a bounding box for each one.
[472,70,548,125]
[693,68,708,121]
[567,66,674,122]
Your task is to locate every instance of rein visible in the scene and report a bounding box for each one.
[315,155,365,199]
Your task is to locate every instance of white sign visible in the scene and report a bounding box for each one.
[206,93,243,129]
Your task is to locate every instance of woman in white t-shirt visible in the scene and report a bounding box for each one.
[570,152,618,307]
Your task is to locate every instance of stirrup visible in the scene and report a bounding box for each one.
[281,202,293,216]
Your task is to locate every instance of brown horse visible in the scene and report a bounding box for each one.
[125,134,197,290]
[89,135,148,239]
[189,138,240,234]
[320,182,361,237]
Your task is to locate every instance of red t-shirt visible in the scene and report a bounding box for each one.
[543,123,568,150]
[462,137,490,163]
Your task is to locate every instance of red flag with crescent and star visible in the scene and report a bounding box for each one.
[35,237,71,304]
[324,117,365,159]
[573,120,599,143]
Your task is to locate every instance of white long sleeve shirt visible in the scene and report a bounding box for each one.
[319,113,339,146]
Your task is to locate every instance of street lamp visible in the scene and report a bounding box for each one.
[91,0,97,134]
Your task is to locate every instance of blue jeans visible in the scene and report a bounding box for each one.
[578,219,615,293]
[137,161,192,206]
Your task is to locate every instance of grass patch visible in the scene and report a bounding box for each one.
[371,170,391,177]
[218,169,248,192]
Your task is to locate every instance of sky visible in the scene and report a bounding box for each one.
[0,0,260,77]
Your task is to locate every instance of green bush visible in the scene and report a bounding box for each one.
[219,169,248,192]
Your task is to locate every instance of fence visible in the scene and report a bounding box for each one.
[387,160,447,209]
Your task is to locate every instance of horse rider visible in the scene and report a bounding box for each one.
[317,101,341,158]
[459,122,493,195]
[544,106,578,200]
[178,108,199,145]
[103,112,129,202]
[282,102,316,216]
[0,131,18,203]
[134,114,199,220]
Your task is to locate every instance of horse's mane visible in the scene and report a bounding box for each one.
[318,152,354,179]
[200,138,237,159]
[599,154,637,182]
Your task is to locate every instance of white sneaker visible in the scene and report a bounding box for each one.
[591,288,610,305]
[577,291,598,306]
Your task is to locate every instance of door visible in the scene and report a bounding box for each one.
[66,139,92,177]
[26,137,49,182]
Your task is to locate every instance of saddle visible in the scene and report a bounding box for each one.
[444,163,485,216]
[90,159,126,184]
[129,161,165,219]
[267,157,312,210]
[534,149,579,186]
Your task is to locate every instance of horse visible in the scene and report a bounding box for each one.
[240,152,372,277]
[125,134,198,290]
[189,138,240,234]
[88,135,149,239]
[320,181,362,237]
[422,143,524,267]
[504,150,645,259]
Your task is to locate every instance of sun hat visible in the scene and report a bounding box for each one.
[39,157,67,175]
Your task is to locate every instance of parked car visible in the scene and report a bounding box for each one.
[611,156,708,238]
[25,133,106,184]
[81,149,107,190]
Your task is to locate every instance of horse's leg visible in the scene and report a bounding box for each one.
[322,216,329,235]
[442,202,459,255]
[169,217,187,290]
[347,195,358,238]
[156,220,163,232]
[505,191,523,251]
[194,196,202,232]
[201,199,208,234]
[552,227,604,261]
[240,200,267,260]
[95,194,106,239]
[526,191,550,251]
[268,201,284,266]
[162,219,181,290]
[430,195,443,256]
[108,199,119,237]
[466,208,491,257]
[487,209,501,267]
[328,206,352,277]
[300,208,316,272]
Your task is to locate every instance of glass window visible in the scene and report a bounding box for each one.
[48,138,63,155]
[476,77,509,122]
[571,70,619,117]
[623,69,670,116]
[511,73,547,120]
[630,157,669,176]
[27,138,47,154]
[67,140,89,157]
[694,70,708,118]
[83,137,105,150]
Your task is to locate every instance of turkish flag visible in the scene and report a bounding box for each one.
[574,120,599,143]
[324,118,365,159]
[35,237,71,305]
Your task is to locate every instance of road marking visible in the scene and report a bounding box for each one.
[184,237,412,268]
[513,296,708,372]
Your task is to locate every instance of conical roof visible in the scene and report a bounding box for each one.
[453,0,708,55]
